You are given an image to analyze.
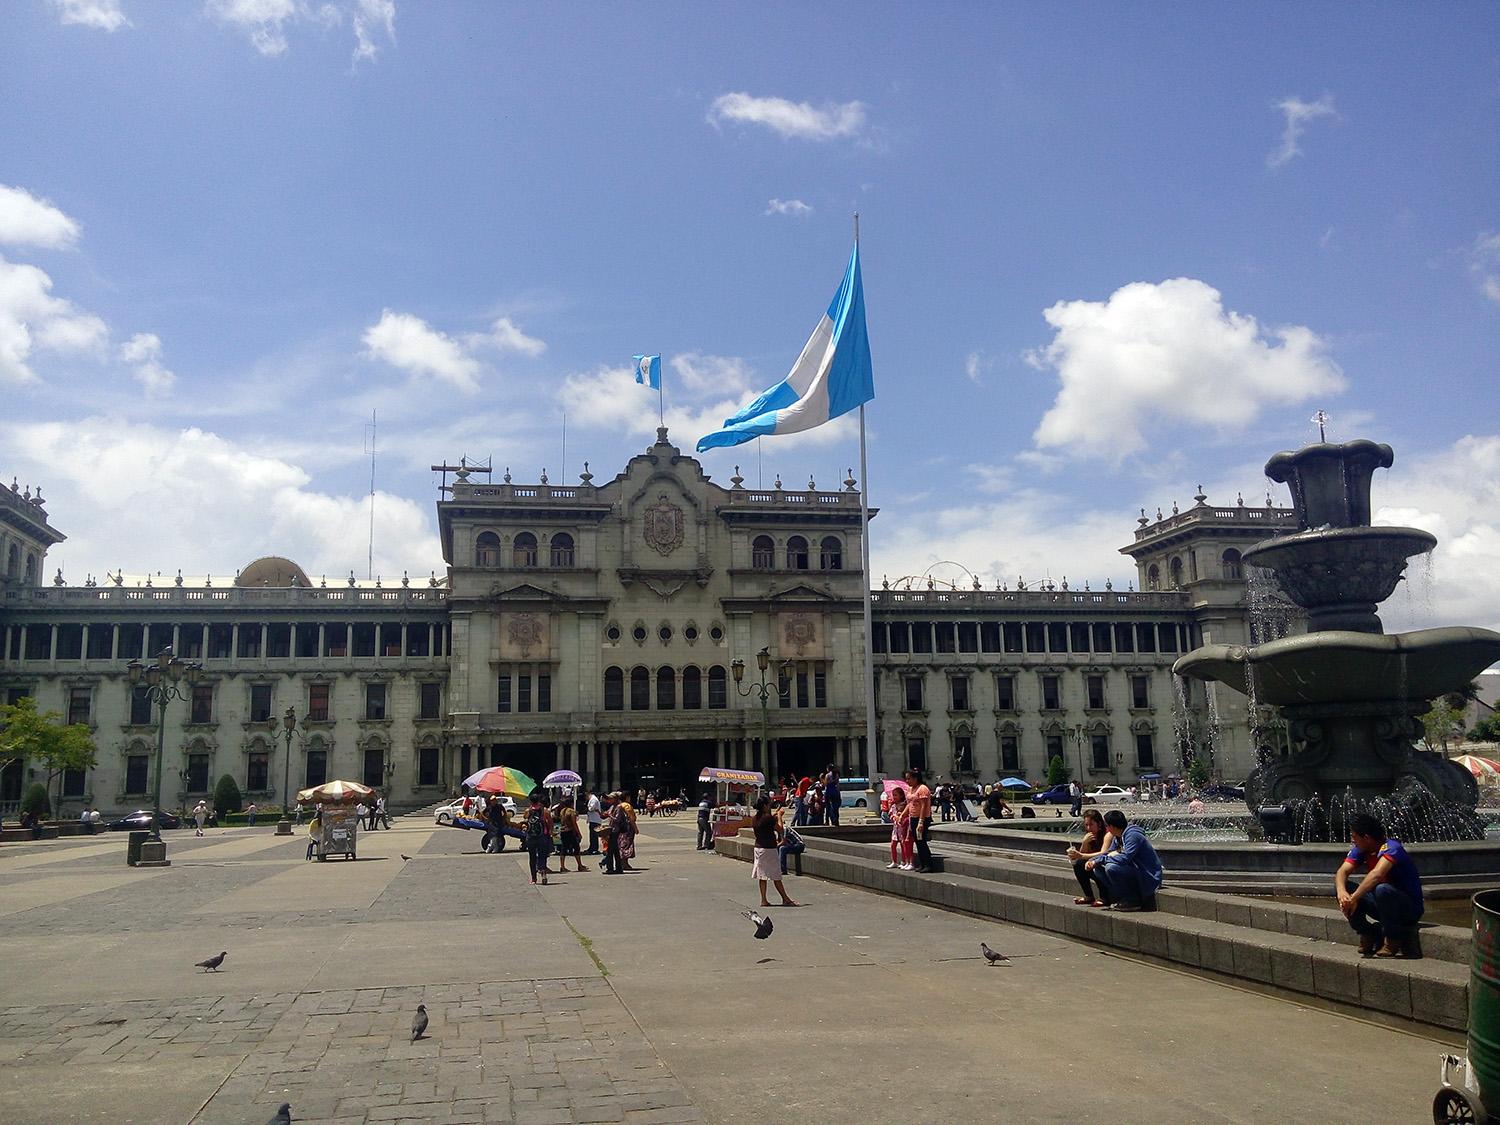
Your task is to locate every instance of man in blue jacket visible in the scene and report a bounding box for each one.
[1085,810,1163,911]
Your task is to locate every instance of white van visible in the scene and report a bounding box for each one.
[839,777,874,809]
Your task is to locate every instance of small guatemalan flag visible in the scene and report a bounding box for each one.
[633,354,661,390]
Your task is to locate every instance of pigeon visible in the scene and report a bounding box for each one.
[195,951,227,972]
[266,1104,291,1125]
[411,1003,428,1041]
[741,910,774,940]
[400,854,412,861]
[980,942,1008,965]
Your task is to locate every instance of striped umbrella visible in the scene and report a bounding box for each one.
[297,779,377,805]
[1453,754,1500,786]
[462,766,540,798]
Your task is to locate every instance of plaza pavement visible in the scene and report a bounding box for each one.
[0,810,1459,1124]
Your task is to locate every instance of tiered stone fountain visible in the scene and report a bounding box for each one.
[1174,439,1500,842]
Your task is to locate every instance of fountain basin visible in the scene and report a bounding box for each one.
[1174,626,1500,707]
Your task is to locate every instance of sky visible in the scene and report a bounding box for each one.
[3,2,1500,634]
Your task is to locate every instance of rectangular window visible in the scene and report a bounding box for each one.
[1086,675,1106,710]
[777,669,792,709]
[419,681,441,720]
[418,746,440,786]
[323,625,347,658]
[871,622,887,654]
[814,668,827,708]
[266,624,291,659]
[1093,622,1113,653]
[209,624,233,659]
[1025,623,1046,653]
[957,622,978,653]
[903,676,924,711]
[1135,622,1157,654]
[911,622,932,654]
[497,674,511,713]
[365,682,387,720]
[55,625,83,660]
[1130,674,1150,710]
[1070,622,1091,654]
[796,669,809,708]
[906,737,927,772]
[237,626,261,658]
[305,749,327,788]
[380,623,402,657]
[1159,626,1179,654]
[308,682,330,722]
[1047,622,1069,653]
[125,755,148,795]
[86,626,113,660]
[249,683,272,723]
[518,673,532,713]
[888,623,909,654]
[297,626,320,658]
[129,686,152,726]
[1136,733,1156,769]
[1002,622,1022,653]
[118,623,144,660]
[148,624,174,656]
[536,672,551,714]
[1091,734,1110,770]
[25,628,51,660]
[187,753,210,793]
[247,752,269,791]
[190,684,213,724]
[994,675,1015,711]
[953,734,972,773]
[935,624,955,653]
[406,626,431,657]
[67,687,90,726]
[353,624,376,658]
[62,767,86,797]
[1041,675,1060,711]
[1045,734,1064,763]
[950,675,970,711]
[980,622,1001,652]
[1114,623,1135,653]
[178,627,203,660]
[1000,735,1020,772]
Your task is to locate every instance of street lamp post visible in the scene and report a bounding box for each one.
[125,646,202,857]
[731,647,792,779]
[1070,722,1086,786]
[276,707,303,836]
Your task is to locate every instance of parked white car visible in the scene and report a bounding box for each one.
[435,796,514,824]
[1085,784,1136,804]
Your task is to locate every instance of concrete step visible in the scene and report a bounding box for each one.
[719,833,1469,1032]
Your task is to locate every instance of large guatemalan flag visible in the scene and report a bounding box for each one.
[696,244,874,451]
[633,354,662,389]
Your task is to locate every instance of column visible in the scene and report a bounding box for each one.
[317,623,326,657]
[111,623,119,660]
[230,623,239,658]
[49,624,58,665]
[260,624,268,663]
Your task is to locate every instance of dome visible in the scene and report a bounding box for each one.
[235,557,312,588]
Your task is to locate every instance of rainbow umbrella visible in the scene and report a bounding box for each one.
[1453,755,1500,786]
[462,766,539,798]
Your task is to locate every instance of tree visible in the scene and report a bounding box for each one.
[1420,699,1465,753]
[213,774,242,818]
[0,696,97,812]
[1470,713,1500,743]
[1187,755,1210,790]
[20,782,50,820]
[1046,754,1069,786]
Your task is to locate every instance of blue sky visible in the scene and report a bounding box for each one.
[4,2,1499,631]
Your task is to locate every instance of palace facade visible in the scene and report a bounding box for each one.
[0,430,1294,814]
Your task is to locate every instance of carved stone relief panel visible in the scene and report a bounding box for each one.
[499,612,550,660]
[778,611,824,659]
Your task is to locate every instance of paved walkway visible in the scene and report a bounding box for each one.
[0,813,1459,1123]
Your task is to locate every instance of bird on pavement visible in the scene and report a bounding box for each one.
[980,942,1009,965]
[411,1003,428,1041]
[266,1103,291,1124]
[400,854,412,861]
[741,910,774,940]
[195,951,228,972]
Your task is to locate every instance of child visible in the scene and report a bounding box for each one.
[306,811,320,861]
[887,787,913,869]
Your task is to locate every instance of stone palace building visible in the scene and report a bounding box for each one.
[0,430,1293,814]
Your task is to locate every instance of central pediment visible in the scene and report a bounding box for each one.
[616,567,713,599]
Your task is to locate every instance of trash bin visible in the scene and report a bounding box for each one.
[126,830,150,866]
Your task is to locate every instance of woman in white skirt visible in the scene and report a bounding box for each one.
[751,796,799,908]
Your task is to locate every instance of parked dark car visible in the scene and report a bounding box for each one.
[106,809,182,831]
[1032,784,1074,805]
[1197,784,1245,802]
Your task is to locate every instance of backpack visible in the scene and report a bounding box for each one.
[525,806,546,840]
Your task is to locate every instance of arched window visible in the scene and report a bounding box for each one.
[475,531,501,567]
[23,554,36,585]
[1169,556,1184,589]
[630,666,650,710]
[1147,564,1160,591]
[786,535,809,570]
[682,666,702,709]
[707,665,728,709]
[512,532,537,568]
[550,532,575,568]
[656,667,676,710]
[1221,548,1242,581]
[752,535,775,569]
[819,536,843,570]
[603,667,624,711]
[5,543,17,579]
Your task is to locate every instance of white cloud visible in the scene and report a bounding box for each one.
[709,92,867,141]
[119,332,177,396]
[362,309,481,393]
[1470,232,1500,306]
[669,352,753,397]
[1268,94,1338,168]
[2,417,442,582]
[0,185,81,250]
[0,254,108,383]
[351,0,395,63]
[1028,278,1345,462]
[765,198,813,217]
[49,0,130,31]
[207,0,298,56]
[466,315,546,357]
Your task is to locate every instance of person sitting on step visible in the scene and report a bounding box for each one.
[1084,810,1162,911]
[1336,812,1424,959]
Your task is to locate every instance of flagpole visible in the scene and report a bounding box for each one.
[852,211,878,785]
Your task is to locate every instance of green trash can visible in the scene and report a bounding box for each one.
[1471,891,1500,1114]
[126,830,150,867]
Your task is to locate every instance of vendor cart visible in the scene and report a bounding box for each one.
[699,767,764,838]
[316,805,358,861]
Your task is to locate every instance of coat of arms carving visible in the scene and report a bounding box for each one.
[782,612,820,656]
[507,613,545,657]
[643,494,685,556]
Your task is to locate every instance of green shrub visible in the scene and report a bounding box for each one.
[213,774,242,817]
[1046,755,1068,786]
[1187,755,1211,789]
[20,782,50,819]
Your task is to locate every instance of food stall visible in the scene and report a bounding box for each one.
[297,779,375,861]
[698,767,765,838]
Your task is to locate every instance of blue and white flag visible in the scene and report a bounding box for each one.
[633,354,661,390]
[697,244,873,451]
